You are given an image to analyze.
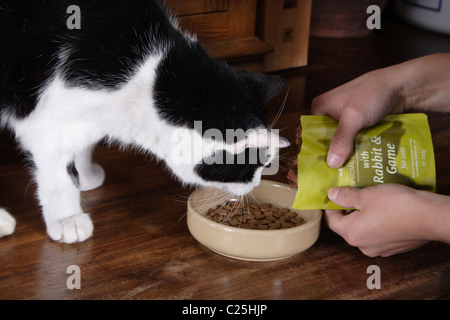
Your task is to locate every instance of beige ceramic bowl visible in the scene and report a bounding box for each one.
[187,180,322,261]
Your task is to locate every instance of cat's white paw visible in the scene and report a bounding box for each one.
[46,213,93,243]
[0,209,16,238]
[79,163,105,191]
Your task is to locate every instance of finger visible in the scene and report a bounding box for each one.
[311,94,343,119]
[327,115,362,169]
[323,209,344,228]
[328,187,360,209]
[324,210,353,239]
[310,94,327,115]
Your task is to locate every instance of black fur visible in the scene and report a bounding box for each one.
[195,148,269,183]
[154,40,285,134]
[0,0,286,186]
[0,0,177,118]
[67,162,80,188]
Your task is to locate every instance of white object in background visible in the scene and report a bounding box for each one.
[394,0,450,35]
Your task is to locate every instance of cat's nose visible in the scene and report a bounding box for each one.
[278,136,290,148]
[245,129,290,149]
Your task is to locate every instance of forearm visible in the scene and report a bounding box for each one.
[417,190,450,244]
[396,53,450,113]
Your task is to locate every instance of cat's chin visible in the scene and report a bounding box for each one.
[223,183,255,196]
[204,174,262,197]
[212,168,264,196]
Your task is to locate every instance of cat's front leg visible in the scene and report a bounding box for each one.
[0,209,16,238]
[74,150,105,192]
[33,154,93,243]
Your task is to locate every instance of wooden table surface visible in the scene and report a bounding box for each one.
[1,13,449,300]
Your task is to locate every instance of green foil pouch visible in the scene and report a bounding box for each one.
[292,113,436,210]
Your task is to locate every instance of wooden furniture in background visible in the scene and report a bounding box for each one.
[163,0,312,72]
[164,0,273,72]
[258,0,312,72]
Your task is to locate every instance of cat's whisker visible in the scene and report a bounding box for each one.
[272,155,293,174]
[247,191,262,209]
[277,123,298,133]
[270,89,289,129]
[277,155,295,165]
[197,193,229,215]
[176,186,233,222]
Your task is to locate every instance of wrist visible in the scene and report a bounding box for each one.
[395,53,450,113]
[371,62,411,114]
[381,59,417,113]
[416,191,450,244]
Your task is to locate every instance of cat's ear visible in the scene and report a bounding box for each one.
[244,72,286,103]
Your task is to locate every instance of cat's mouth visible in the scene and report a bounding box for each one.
[225,184,256,196]
[191,129,289,195]
[167,124,289,196]
[195,153,276,196]
[213,173,263,196]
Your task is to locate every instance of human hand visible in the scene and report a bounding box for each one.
[311,68,406,169]
[325,184,430,257]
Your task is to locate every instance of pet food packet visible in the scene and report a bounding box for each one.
[292,113,436,210]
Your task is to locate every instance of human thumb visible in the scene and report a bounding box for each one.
[328,187,360,209]
[327,116,361,169]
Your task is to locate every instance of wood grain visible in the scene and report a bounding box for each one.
[1,13,450,300]
[165,0,229,17]
[259,0,312,72]
[165,0,269,72]
[173,0,257,42]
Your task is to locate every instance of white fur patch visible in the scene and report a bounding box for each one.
[1,48,287,242]
[0,209,16,238]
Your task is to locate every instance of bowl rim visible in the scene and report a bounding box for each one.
[187,180,322,235]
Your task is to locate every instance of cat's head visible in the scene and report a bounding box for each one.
[153,40,289,195]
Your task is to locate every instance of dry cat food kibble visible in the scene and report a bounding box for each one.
[206,202,305,230]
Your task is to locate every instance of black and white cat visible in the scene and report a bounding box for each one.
[0,0,288,243]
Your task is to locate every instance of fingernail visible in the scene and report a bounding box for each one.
[327,153,342,169]
[328,187,338,201]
